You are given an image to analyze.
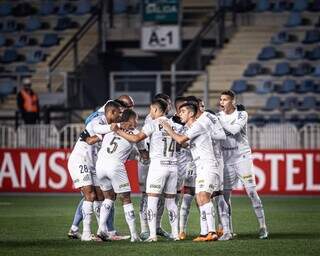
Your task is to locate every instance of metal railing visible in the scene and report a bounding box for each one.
[0,123,319,149]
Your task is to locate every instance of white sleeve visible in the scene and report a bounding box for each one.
[141,121,154,137]
[207,114,226,140]
[185,122,204,140]
[220,111,248,135]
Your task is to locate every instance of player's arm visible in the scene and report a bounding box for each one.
[160,120,189,145]
[115,127,147,143]
[85,135,101,145]
[79,130,101,145]
[218,111,248,135]
[211,119,226,140]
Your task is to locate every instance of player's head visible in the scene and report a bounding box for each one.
[174,96,187,113]
[197,98,205,113]
[154,93,172,114]
[117,95,134,109]
[149,98,168,119]
[104,100,122,123]
[220,90,236,114]
[120,109,138,128]
[185,96,202,115]
[178,101,198,124]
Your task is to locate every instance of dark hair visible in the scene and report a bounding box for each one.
[179,101,198,117]
[154,93,170,102]
[120,109,137,122]
[185,96,198,104]
[104,100,121,112]
[174,96,186,105]
[114,99,128,108]
[221,90,236,100]
[151,98,168,113]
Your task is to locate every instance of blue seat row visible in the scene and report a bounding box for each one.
[255,0,320,12]
[263,96,320,111]
[271,29,320,45]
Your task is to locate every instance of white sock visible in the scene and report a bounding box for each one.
[223,190,233,233]
[179,194,193,233]
[123,203,138,238]
[82,201,93,235]
[165,198,179,238]
[139,193,149,233]
[203,202,215,233]
[99,199,114,234]
[93,200,102,227]
[147,196,159,238]
[199,205,208,235]
[71,225,79,232]
[215,195,230,233]
[156,195,165,229]
[246,187,266,229]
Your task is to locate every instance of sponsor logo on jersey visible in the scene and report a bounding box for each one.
[150,184,161,189]
[119,183,129,189]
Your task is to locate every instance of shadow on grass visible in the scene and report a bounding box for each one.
[236,232,320,240]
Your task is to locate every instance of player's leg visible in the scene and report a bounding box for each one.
[98,188,116,240]
[68,197,84,239]
[163,166,179,240]
[237,159,268,239]
[137,161,149,239]
[156,194,170,238]
[213,192,232,241]
[179,186,195,240]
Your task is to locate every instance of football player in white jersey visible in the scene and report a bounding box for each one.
[68,96,134,240]
[95,109,143,242]
[67,100,122,241]
[138,93,172,240]
[160,101,226,242]
[217,90,268,239]
[115,98,179,242]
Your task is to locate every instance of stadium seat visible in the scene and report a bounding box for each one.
[54,17,78,31]
[313,65,320,77]
[292,0,308,12]
[258,46,277,60]
[268,114,282,123]
[1,20,18,33]
[255,0,270,12]
[75,0,91,15]
[14,35,29,48]
[306,46,320,60]
[296,80,316,93]
[315,16,320,27]
[286,46,304,60]
[262,96,281,111]
[285,12,302,27]
[41,33,59,47]
[292,63,313,77]
[310,0,320,12]
[271,31,289,44]
[26,50,44,64]
[1,49,18,63]
[277,79,297,93]
[57,2,74,16]
[272,0,288,12]
[255,80,274,94]
[25,16,42,31]
[244,63,262,77]
[231,80,248,94]
[302,30,320,44]
[298,96,317,111]
[39,0,55,16]
[12,2,35,17]
[15,65,33,74]
[0,34,5,47]
[285,114,303,127]
[282,97,298,111]
[304,113,320,123]
[0,2,12,16]
[0,79,16,100]
[273,62,291,76]
[249,115,266,126]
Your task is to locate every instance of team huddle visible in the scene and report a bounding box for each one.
[67,91,268,242]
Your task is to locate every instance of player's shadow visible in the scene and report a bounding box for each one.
[238,232,320,240]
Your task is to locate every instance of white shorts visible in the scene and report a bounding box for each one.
[146,159,178,195]
[96,160,131,194]
[223,155,256,190]
[195,160,221,194]
[138,161,149,192]
[177,162,187,191]
[68,152,97,189]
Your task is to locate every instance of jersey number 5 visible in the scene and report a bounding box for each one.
[107,137,121,154]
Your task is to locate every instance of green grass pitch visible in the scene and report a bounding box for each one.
[0,195,319,256]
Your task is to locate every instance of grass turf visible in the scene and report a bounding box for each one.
[0,195,319,256]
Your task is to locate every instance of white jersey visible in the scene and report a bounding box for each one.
[185,120,217,163]
[217,110,251,164]
[196,111,225,162]
[142,116,177,161]
[98,129,139,164]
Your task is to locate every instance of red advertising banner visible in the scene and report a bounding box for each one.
[0,149,319,195]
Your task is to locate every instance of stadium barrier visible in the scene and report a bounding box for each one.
[0,123,319,149]
[0,148,319,195]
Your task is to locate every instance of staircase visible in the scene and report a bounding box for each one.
[184,13,284,110]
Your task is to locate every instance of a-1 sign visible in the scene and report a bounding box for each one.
[141,25,181,51]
